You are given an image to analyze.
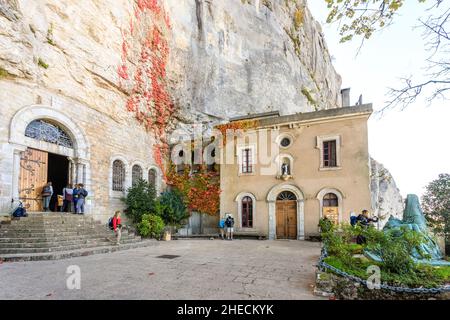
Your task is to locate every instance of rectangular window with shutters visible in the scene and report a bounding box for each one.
[323,140,337,167]
[242,148,253,173]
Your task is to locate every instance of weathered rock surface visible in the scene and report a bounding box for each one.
[370,158,404,228]
[0,0,341,124]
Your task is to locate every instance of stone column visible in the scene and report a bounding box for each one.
[268,201,276,240]
[297,199,305,240]
[11,148,24,202]
[74,161,86,185]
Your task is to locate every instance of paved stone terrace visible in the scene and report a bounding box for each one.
[0,239,323,300]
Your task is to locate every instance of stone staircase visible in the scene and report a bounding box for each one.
[0,213,157,262]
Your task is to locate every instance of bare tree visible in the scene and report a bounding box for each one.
[325,0,448,111]
[384,4,450,111]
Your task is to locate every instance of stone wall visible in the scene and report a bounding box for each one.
[315,271,449,300]
[0,85,160,223]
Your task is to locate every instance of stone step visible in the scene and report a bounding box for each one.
[0,240,158,262]
[0,231,136,244]
[9,218,101,223]
[0,235,139,248]
[6,223,103,229]
[8,220,97,224]
[6,221,100,227]
[0,238,143,254]
[10,218,98,224]
[0,230,131,238]
[0,235,104,243]
[0,226,109,232]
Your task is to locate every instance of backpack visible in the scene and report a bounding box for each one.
[12,203,27,218]
[42,186,52,196]
[80,189,88,198]
[108,217,114,230]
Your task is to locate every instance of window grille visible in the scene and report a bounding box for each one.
[25,119,73,148]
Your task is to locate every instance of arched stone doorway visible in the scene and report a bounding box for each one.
[276,191,297,239]
[9,105,90,212]
[267,184,305,240]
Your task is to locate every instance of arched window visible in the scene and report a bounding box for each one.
[25,119,73,148]
[132,164,143,185]
[323,193,339,224]
[277,191,297,201]
[323,193,338,207]
[148,168,157,187]
[112,160,126,191]
[242,196,253,228]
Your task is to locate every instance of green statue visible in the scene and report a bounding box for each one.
[365,194,450,266]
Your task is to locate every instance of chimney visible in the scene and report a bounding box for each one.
[341,88,350,107]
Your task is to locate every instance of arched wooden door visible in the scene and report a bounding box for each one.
[276,191,297,239]
[19,148,48,211]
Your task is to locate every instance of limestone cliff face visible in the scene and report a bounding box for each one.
[0,0,341,124]
[370,158,404,228]
[0,0,402,221]
[166,0,342,121]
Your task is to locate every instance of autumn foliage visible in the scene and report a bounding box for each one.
[166,165,221,216]
[118,0,173,178]
[119,1,221,216]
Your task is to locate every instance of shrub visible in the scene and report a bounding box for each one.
[363,226,427,275]
[318,217,333,233]
[324,255,449,288]
[138,214,165,238]
[38,58,49,69]
[320,224,353,266]
[123,179,156,223]
[157,189,189,226]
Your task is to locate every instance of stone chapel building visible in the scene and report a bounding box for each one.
[219,104,373,240]
[0,93,163,222]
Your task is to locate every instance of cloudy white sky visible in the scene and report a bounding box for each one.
[309,1,450,198]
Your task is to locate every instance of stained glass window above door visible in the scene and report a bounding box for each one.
[276,191,297,201]
[25,119,74,148]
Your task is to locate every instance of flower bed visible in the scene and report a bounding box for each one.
[315,219,450,299]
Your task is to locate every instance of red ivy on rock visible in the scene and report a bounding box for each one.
[118,0,173,178]
[119,1,222,215]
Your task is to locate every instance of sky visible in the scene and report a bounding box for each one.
[309,0,450,198]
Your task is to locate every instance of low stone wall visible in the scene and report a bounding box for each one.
[314,271,450,300]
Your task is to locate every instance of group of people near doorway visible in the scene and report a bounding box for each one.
[41,182,88,214]
[218,214,235,240]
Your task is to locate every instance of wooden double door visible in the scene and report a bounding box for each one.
[19,148,48,211]
[276,200,297,239]
[18,148,70,212]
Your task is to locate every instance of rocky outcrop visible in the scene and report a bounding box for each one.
[370,158,404,228]
[0,0,341,125]
[166,0,342,122]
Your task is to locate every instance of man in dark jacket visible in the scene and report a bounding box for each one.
[225,215,235,240]
[355,209,378,244]
[75,184,88,215]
